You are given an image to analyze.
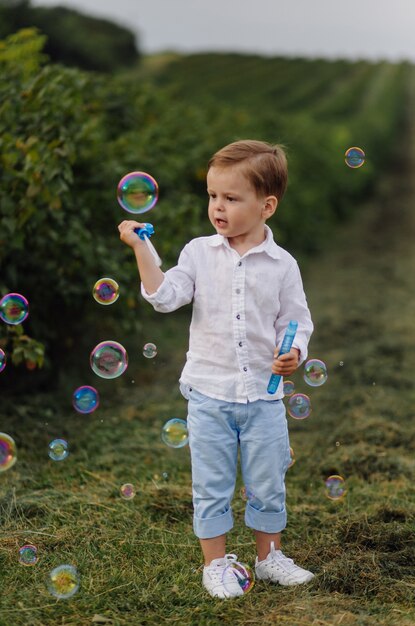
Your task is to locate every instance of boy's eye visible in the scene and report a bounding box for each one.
[208,193,216,199]
[227,196,235,202]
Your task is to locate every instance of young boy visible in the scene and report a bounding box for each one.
[118,140,314,599]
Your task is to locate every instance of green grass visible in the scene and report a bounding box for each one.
[1,68,415,626]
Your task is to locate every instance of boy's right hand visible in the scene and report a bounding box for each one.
[118,220,147,249]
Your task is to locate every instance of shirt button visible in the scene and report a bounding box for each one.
[236,288,241,294]
[243,367,248,372]
[239,342,243,347]
[236,314,240,320]
[238,261,242,266]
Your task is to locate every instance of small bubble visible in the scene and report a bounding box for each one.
[48,439,69,461]
[325,475,347,500]
[0,349,6,373]
[283,380,295,397]
[345,146,365,168]
[92,278,119,305]
[72,385,99,414]
[287,394,312,419]
[47,564,80,599]
[161,418,188,448]
[120,483,135,500]
[0,293,29,325]
[143,342,157,359]
[304,359,328,387]
[19,544,38,566]
[0,433,17,473]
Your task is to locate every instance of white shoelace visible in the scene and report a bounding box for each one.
[268,550,297,572]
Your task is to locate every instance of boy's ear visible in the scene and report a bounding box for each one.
[263,195,278,219]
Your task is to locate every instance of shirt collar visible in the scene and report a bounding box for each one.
[207,224,281,259]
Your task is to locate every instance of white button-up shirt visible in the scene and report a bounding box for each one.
[141,225,313,402]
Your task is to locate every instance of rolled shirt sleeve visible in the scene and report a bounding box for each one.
[141,243,195,312]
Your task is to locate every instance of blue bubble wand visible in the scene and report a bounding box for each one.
[267,320,298,395]
[134,223,162,267]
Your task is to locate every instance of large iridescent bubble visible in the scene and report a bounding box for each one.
[0,293,29,325]
[90,341,128,379]
[161,418,188,448]
[0,432,17,472]
[117,171,159,214]
[72,385,99,414]
[47,564,80,599]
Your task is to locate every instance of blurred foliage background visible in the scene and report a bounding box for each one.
[0,0,412,392]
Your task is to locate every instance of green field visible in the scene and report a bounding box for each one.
[1,42,415,625]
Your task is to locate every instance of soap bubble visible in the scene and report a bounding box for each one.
[47,564,80,599]
[143,342,157,358]
[72,386,99,414]
[48,439,69,461]
[345,147,365,168]
[283,380,295,396]
[92,278,119,305]
[0,348,6,373]
[90,341,128,379]
[287,393,312,419]
[0,293,29,325]
[222,562,254,595]
[303,359,328,387]
[117,171,159,214]
[0,433,17,472]
[120,483,135,499]
[161,418,188,448]
[19,544,38,566]
[288,446,295,468]
[325,475,347,500]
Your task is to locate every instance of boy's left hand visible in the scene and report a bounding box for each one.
[271,348,300,376]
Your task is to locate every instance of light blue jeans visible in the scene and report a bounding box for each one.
[182,385,291,539]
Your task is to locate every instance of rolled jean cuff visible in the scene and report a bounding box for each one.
[245,503,287,533]
[193,508,234,539]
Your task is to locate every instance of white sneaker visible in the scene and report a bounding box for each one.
[202,553,245,599]
[255,542,315,586]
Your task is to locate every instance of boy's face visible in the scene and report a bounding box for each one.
[207,165,276,241]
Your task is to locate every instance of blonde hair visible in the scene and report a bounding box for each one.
[208,139,288,202]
